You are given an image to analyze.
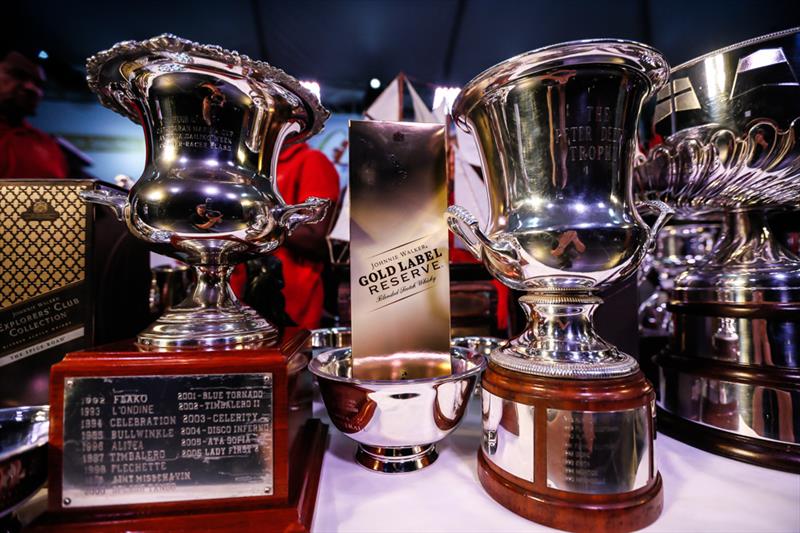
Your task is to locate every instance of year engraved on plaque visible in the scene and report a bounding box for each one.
[62,373,273,507]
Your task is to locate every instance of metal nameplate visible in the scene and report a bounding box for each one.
[546,406,651,494]
[481,389,535,482]
[62,373,273,507]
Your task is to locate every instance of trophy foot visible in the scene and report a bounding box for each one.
[355,444,438,473]
[495,293,639,379]
[137,305,278,348]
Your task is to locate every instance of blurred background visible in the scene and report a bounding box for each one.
[4,0,800,182]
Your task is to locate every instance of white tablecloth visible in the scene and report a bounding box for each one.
[311,397,800,533]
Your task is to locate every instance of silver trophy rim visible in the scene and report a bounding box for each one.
[309,346,486,386]
[85,33,330,143]
[671,26,800,72]
[452,38,669,129]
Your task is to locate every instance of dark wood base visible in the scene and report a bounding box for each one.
[657,407,800,473]
[479,363,664,532]
[30,419,328,532]
[478,450,663,533]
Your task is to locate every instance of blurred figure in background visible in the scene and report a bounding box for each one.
[0,50,67,179]
[232,142,339,330]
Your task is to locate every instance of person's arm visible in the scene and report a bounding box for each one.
[283,149,340,262]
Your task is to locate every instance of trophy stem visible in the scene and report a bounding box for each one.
[137,264,278,348]
[492,293,638,379]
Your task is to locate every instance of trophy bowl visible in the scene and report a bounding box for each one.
[0,406,49,519]
[81,34,330,347]
[309,346,485,473]
[635,27,800,300]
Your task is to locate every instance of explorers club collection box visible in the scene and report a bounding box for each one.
[0,180,151,406]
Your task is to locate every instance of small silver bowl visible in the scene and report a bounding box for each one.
[307,327,352,356]
[0,406,49,517]
[309,347,485,473]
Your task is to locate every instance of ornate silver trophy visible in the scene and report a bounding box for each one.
[446,40,671,530]
[82,34,330,347]
[636,27,800,472]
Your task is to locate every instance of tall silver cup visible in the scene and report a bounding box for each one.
[448,40,672,377]
[82,34,330,347]
[447,40,671,528]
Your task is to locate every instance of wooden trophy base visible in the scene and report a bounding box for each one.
[655,351,800,473]
[32,328,329,532]
[479,362,663,533]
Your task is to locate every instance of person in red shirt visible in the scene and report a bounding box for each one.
[0,51,68,179]
[232,142,339,330]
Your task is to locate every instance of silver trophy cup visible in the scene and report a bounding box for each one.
[446,40,671,527]
[81,34,330,347]
[635,27,800,471]
[447,40,672,377]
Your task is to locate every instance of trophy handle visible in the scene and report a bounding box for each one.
[446,205,519,263]
[80,189,128,220]
[637,200,674,252]
[271,196,330,234]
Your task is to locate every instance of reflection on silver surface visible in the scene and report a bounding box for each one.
[675,313,800,368]
[546,407,651,494]
[481,389,534,482]
[0,406,49,517]
[639,223,719,337]
[659,367,800,445]
[446,39,672,379]
[82,34,330,347]
[310,347,485,473]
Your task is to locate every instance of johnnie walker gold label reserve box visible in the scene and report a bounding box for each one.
[348,120,451,378]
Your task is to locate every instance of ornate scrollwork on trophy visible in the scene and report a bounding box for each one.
[636,118,800,213]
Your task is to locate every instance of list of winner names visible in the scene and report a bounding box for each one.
[73,379,272,495]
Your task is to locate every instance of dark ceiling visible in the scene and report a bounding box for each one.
[8,0,800,110]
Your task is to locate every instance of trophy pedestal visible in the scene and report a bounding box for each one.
[479,362,663,533]
[655,346,800,473]
[32,328,328,532]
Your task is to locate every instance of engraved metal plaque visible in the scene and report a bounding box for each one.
[481,389,535,482]
[546,407,651,494]
[62,373,273,507]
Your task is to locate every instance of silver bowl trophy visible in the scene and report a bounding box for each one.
[0,407,49,522]
[447,40,671,530]
[310,347,485,473]
[82,34,330,347]
[636,27,800,472]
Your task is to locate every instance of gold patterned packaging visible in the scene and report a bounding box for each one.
[349,121,451,378]
[1,181,93,407]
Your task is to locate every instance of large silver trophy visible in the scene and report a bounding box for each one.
[636,28,800,471]
[82,34,330,347]
[447,40,672,378]
[446,40,671,530]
